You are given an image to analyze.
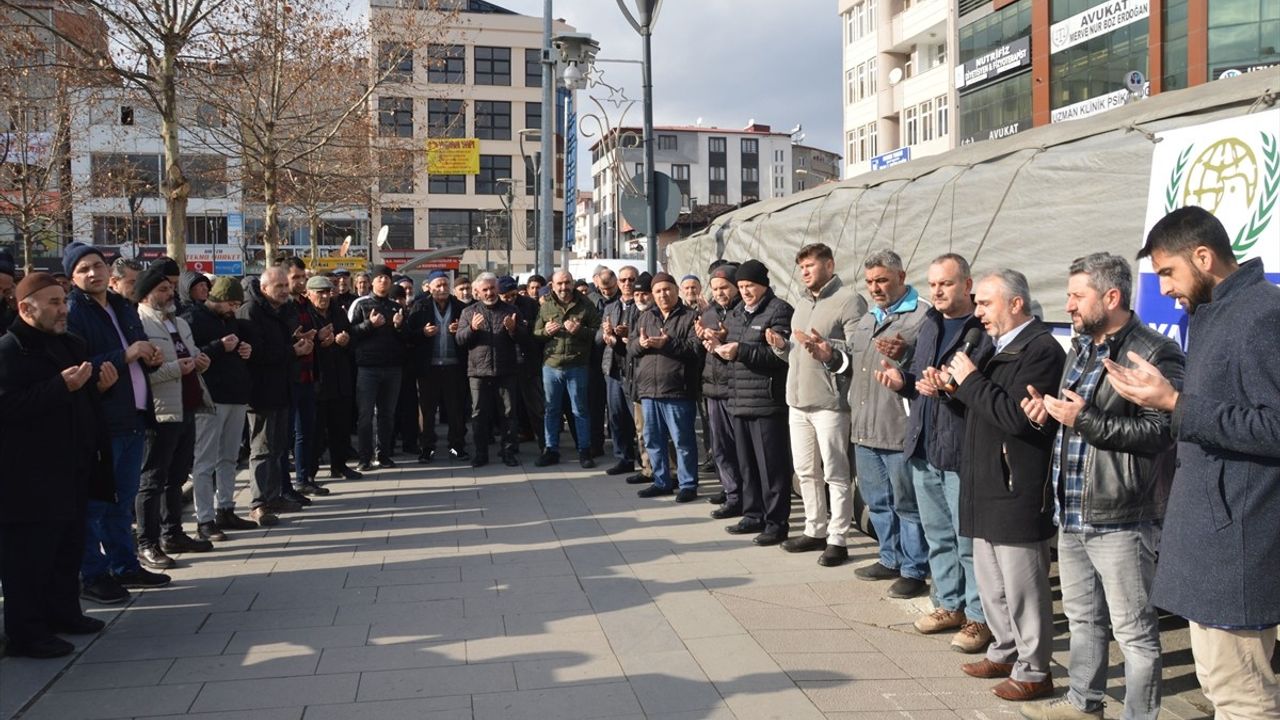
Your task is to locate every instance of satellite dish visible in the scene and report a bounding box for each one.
[376,225,390,249]
[695,117,703,126]
[888,67,904,86]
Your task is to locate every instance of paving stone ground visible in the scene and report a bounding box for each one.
[1,443,1215,719]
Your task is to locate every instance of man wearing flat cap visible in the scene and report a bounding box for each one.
[407,270,471,464]
[304,275,361,481]
[347,264,408,469]
[1,274,117,657]
[65,242,170,604]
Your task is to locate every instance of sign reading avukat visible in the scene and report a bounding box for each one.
[1136,109,1280,347]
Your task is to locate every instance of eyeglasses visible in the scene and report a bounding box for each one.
[619,277,637,283]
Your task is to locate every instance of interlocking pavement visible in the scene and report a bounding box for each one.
[1,448,1214,719]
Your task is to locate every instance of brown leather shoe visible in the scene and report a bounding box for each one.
[961,658,1014,679]
[992,677,1053,702]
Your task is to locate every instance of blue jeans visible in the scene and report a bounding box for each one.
[910,456,984,622]
[854,445,929,580]
[82,431,145,581]
[605,375,636,464]
[292,382,318,484]
[1059,525,1163,719]
[641,398,698,490]
[542,364,590,453]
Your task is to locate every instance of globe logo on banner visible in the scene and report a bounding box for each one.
[1140,109,1280,347]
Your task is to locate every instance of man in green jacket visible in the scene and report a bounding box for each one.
[533,270,601,468]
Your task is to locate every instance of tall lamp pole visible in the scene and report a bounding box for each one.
[615,0,663,274]
[539,0,555,277]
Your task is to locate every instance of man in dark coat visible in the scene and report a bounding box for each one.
[697,263,744,518]
[942,269,1065,703]
[406,271,470,464]
[0,274,116,657]
[500,275,545,452]
[305,276,361,481]
[1108,207,1280,717]
[598,265,640,476]
[708,259,794,545]
[346,264,408,469]
[455,273,527,467]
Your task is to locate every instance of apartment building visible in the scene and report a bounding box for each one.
[793,144,843,192]
[839,0,955,178]
[589,123,796,257]
[369,0,571,270]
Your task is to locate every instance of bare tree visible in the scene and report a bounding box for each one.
[192,0,456,261]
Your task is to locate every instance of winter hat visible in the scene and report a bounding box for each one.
[62,241,106,277]
[651,272,677,289]
[370,264,394,279]
[133,263,171,303]
[497,275,518,293]
[735,259,769,287]
[426,270,449,283]
[633,272,653,293]
[710,262,738,284]
[208,276,244,302]
[681,274,700,284]
[16,272,59,301]
[153,257,181,278]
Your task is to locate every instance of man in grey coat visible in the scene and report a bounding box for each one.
[768,243,865,567]
[1108,207,1280,718]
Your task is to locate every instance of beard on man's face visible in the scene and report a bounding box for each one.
[1182,267,1216,314]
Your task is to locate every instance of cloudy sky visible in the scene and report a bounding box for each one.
[496,0,844,183]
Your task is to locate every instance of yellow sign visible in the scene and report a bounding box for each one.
[308,256,368,272]
[427,138,480,175]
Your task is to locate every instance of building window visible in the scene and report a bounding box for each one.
[709,166,727,181]
[475,100,511,140]
[959,71,1032,142]
[846,0,877,43]
[477,155,512,195]
[1162,0,1190,90]
[869,123,878,158]
[185,216,228,245]
[709,193,727,205]
[921,99,934,142]
[671,163,690,206]
[525,48,541,87]
[429,209,471,248]
[379,43,413,83]
[741,138,758,155]
[936,95,949,137]
[380,149,414,194]
[378,97,413,138]
[1207,0,1280,76]
[427,44,464,84]
[428,173,464,194]
[1050,1,1148,111]
[658,134,677,150]
[868,57,877,94]
[186,155,227,198]
[846,68,855,104]
[708,137,726,154]
[380,208,415,249]
[428,99,465,138]
[120,106,133,126]
[741,167,759,182]
[904,105,919,146]
[474,46,511,86]
[90,153,161,198]
[93,215,162,245]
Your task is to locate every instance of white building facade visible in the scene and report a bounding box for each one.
[839,0,956,178]
[589,123,794,258]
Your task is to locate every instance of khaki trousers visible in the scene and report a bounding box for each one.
[1189,622,1280,719]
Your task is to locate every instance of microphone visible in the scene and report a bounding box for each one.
[943,327,984,388]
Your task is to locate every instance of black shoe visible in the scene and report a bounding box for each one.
[295,481,330,496]
[698,460,717,476]
[818,545,849,567]
[888,576,929,599]
[501,453,520,467]
[268,497,303,513]
[708,492,727,505]
[417,449,435,464]
[605,461,635,476]
[138,545,175,570]
[780,535,826,553]
[710,504,742,520]
[471,455,489,468]
[403,443,420,456]
[637,484,674,498]
[81,575,131,604]
[854,562,901,581]
[281,488,313,506]
[534,450,559,467]
[216,509,258,531]
[752,529,788,546]
[358,461,376,472]
[330,466,364,480]
[197,522,227,542]
[725,520,765,535]
[376,455,396,468]
[113,568,171,589]
[624,473,650,485]
[450,448,470,461]
[580,456,596,469]
[675,488,698,503]
[161,533,214,554]
[5,636,74,659]
[53,615,105,635]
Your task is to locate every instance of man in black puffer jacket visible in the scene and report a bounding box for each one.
[455,273,527,468]
[697,263,744,518]
[706,259,793,546]
[346,264,408,469]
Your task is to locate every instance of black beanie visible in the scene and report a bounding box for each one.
[710,262,738,284]
[633,271,653,293]
[736,259,769,287]
[133,263,171,303]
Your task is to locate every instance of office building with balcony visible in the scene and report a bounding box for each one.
[793,144,843,191]
[839,0,955,178]
[369,0,571,271]
[589,123,797,257]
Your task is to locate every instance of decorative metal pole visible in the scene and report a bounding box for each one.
[616,0,663,274]
[539,0,555,276]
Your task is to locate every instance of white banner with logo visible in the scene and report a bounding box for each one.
[1050,0,1149,55]
[1136,109,1280,346]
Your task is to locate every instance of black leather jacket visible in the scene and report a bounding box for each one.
[1055,314,1185,525]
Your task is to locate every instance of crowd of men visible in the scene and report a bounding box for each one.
[0,205,1277,719]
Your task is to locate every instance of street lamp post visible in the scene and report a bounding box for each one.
[615,0,664,275]
[539,0,555,277]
